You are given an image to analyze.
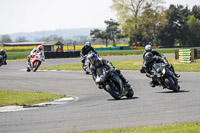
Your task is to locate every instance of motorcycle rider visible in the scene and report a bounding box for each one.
[88,53,130,89]
[0,49,7,65]
[27,45,45,69]
[80,42,98,68]
[143,52,177,87]
[140,44,180,78]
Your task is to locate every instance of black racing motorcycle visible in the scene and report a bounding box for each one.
[0,55,3,67]
[95,66,134,100]
[151,62,180,92]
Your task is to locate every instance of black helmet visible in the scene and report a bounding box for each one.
[88,53,98,65]
[85,42,91,48]
[144,52,154,63]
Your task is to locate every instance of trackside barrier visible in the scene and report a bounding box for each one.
[94,46,131,51]
[175,48,197,63]
[44,51,80,59]
[178,49,192,63]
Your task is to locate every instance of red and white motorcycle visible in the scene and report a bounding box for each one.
[27,52,45,72]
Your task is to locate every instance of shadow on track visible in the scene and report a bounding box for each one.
[107,96,139,101]
[156,90,190,94]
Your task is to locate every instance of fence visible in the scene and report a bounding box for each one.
[44,51,80,59]
[178,49,192,63]
[175,48,198,63]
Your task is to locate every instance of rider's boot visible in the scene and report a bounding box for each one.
[174,73,180,78]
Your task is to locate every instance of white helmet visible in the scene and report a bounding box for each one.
[85,42,91,47]
[145,45,152,52]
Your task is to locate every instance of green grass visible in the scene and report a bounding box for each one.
[5,48,177,60]
[7,51,29,60]
[68,122,200,133]
[39,58,200,72]
[98,48,176,56]
[0,90,66,106]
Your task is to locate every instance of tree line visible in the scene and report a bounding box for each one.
[91,0,200,47]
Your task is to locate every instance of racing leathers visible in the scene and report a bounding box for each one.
[80,45,97,67]
[27,48,45,67]
[90,58,129,89]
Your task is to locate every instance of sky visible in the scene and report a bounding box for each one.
[0,0,200,34]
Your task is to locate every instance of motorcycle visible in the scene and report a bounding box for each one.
[0,55,3,67]
[81,51,98,74]
[150,62,180,92]
[27,52,45,72]
[95,66,134,100]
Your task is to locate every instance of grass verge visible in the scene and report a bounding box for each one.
[68,122,200,133]
[6,48,176,60]
[39,58,200,72]
[98,48,176,56]
[0,90,66,106]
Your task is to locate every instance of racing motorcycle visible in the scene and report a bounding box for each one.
[81,51,98,74]
[150,62,180,92]
[27,52,45,72]
[0,55,3,67]
[95,66,134,100]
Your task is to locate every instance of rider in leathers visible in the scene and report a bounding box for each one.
[140,44,180,78]
[88,54,130,89]
[80,42,97,68]
[0,49,7,65]
[143,52,174,87]
[27,45,45,69]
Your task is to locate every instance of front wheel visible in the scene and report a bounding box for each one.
[33,61,41,72]
[105,84,121,100]
[165,78,180,92]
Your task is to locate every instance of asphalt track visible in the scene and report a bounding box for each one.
[0,55,200,133]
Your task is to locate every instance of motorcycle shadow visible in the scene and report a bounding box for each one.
[156,90,190,94]
[107,96,139,101]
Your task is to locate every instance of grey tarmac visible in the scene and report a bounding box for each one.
[0,55,199,133]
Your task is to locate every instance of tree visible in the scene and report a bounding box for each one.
[187,15,200,45]
[157,4,191,47]
[90,29,109,46]
[111,0,165,45]
[140,2,167,44]
[105,19,124,46]
[192,5,200,19]
[1,35,12,43]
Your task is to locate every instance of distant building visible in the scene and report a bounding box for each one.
[43,41,64,52]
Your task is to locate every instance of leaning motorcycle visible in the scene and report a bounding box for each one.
[96,66,134,100]
[81,51,98,74]
[150,62,180,92]
[0,55,3,67]
[27,52,45,72]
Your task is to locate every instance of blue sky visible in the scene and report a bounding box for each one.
[0,0,199,34]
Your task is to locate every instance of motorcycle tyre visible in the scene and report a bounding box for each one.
[165,78,180,92]
[33,61,41,72]
[106,84,121,100]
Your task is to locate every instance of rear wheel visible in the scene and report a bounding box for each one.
[106,84,121,100]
